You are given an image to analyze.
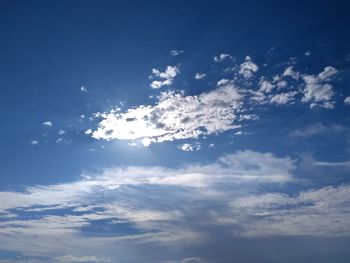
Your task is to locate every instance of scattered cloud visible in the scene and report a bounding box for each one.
[178,143,201,152]
[270,91,298,105]
[150,66,179,89]
[58,130,66,135]
[80,86,87,92]
[194,73,206,80]
[214,53,232,63]
[42,121,52,127]
[344,97,350,105]
[30,140,39,145]
[283,66,299,79]
[85,129,93,135]
[239,56,258,79]
[259,79,275,93]
[217,78,233,86]
[301,66,337,108]
[170,50,184,56]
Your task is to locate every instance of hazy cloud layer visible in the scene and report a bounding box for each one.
[0,151,349,261]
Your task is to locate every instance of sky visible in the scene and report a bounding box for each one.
[0,0,350,262]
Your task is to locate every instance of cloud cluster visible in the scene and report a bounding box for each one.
[239,56,258,79]
[150,66,179,89]
[91,84,248,146]
[301,66,337,108]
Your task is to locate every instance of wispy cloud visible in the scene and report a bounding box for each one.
[0,151,349,260]
[214,53,232,63]
[170,50,184,56]
[290,123,347,138]
[194,73,206,80]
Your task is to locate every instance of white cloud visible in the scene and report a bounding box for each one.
[344,96,350,105]
[150,66,179,89]
[30,140,39,145]
[0,151,295,212]
[57,255,110,263]
[216,78,233,86]
[239,56,258,79]
[85,129,93,135]
[58,130,66,135]
[214,53,232,62]
[42,121,52,127]
[178,143,201,152]
[1,151,350,260]
[313,160,350,168]
[91,85,248,145]
[229,184,350,237]
[318,66,337,80]
[283,66,299,79]
[269,91,298,105]
[194,73,206,80]
[259,79,275,93]
[170,50,184,56]
[80,86,87,92]
[301,67,337,108]
[290,123,347,138]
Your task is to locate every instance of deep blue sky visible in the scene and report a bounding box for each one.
[0,1,350,262]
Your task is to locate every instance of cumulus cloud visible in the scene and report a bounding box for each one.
[80,86,87,92]
[283,66,299,79]
[91,85,249,146]
[42,121,52,127]
[270,91,298,105]
[194,73,206,80]
[170,50,184,56]
[301,66,337,108]
[239,56,258,79]
[344,97,350,105]
[150,66,179,89]
[214,53,232,62]
[259,79,275,93]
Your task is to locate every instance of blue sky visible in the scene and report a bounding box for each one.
[0,0,350,262]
